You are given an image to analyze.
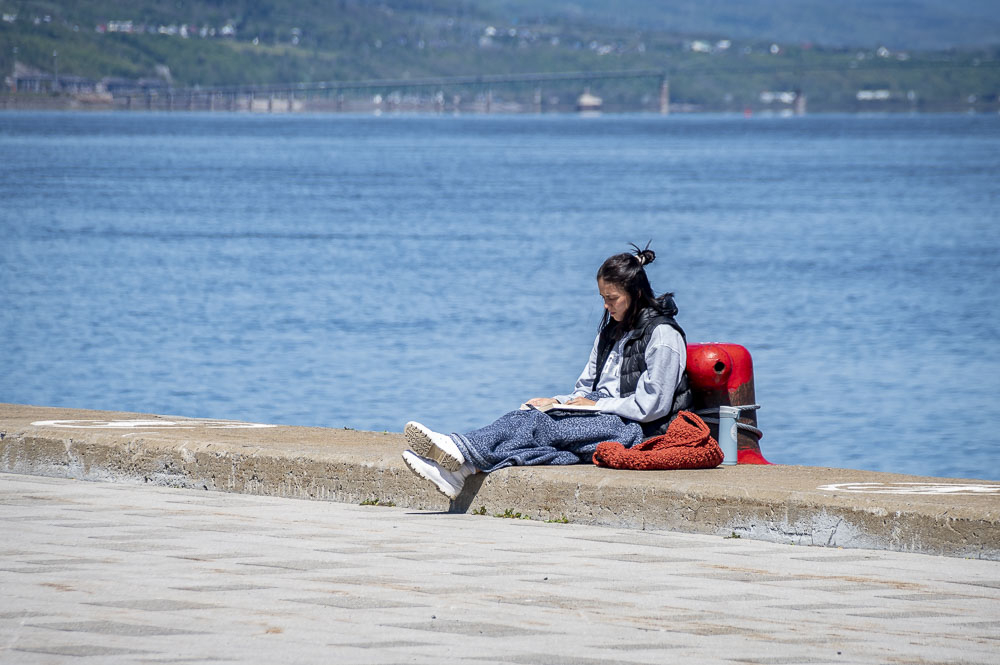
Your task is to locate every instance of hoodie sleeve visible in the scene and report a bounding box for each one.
[593,325,686,423]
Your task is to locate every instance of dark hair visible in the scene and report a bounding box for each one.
[596,242,664,336]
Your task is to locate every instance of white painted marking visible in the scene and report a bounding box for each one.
[818,482,1000,496]
[31,419,275,430]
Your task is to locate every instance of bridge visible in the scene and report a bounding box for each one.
[109,69,672,113]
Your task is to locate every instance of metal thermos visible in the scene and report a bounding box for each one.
[718,405,740,466]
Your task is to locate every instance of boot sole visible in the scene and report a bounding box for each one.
[402,452,460,500]
[405,422,462,471]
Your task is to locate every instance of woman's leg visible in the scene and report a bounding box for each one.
[401,450,476,500]
[404,421,466,471]
[453,409,643,473]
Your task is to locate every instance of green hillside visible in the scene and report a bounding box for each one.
[473,0,1000,51]
[1,0,998,112]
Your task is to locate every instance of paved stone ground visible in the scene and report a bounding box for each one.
[1,473,998,664]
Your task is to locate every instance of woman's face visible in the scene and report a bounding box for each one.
[598,279,631,322]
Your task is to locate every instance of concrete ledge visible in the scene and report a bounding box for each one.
[2,403,998,559]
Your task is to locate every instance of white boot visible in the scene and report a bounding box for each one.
[404,421,466,471]
[402,450,475,500]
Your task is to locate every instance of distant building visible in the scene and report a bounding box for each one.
[576,89,602,112]
[8,62,98,94]
[856,90,891,101]
[759,91,797,104]
[758,89,807,116]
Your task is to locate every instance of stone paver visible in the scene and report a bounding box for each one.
[1,473,998,664]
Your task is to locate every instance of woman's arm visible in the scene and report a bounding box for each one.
[594,326,685,423]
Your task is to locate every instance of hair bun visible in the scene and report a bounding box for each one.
[629,242,655,267]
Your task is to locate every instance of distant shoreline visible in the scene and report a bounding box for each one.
[2,94,996,115]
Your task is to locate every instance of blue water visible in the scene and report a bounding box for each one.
[2,111,999,480]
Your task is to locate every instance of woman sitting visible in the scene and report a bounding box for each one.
[402,243,691,499]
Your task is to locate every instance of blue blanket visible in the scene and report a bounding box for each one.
[451,399,643,473]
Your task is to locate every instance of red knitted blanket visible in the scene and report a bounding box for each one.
[593,411,723,470]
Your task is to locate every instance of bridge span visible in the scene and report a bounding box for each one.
[112,69,673,114]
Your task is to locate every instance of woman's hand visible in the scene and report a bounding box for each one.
[524,397,559,408]
[565,397,597,406]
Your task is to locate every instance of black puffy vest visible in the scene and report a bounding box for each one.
[593,296,693,438]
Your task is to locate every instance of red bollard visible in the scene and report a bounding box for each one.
[686,343,771,464]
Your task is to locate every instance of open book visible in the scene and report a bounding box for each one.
[519,402,602,414]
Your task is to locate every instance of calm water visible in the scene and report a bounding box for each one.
[2,111,998,480]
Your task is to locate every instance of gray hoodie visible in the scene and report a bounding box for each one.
[552,324,686,425]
